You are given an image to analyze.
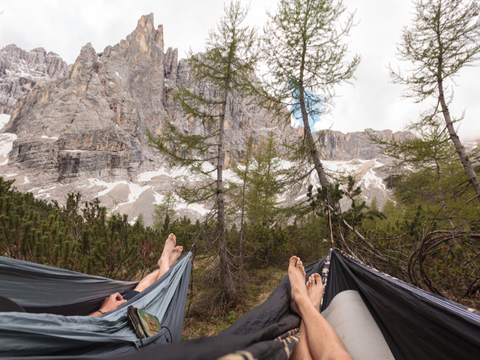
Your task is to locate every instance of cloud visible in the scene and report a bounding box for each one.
[0,0,478,141]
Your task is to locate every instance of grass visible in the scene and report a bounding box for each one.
[181,265,287,340]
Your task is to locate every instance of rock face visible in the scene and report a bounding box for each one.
[0,44,68,115]
[318,128,414,161]
[4,15,167,182]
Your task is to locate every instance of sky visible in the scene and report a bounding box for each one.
[0,0,479,141]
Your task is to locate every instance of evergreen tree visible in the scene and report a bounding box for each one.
[261,0,360,189]
[229,135,254,275]
[391,0,480,203]
[152,191,177,232]
[371,117,476,228]
[149,1,259,303]
[243,132,290,226]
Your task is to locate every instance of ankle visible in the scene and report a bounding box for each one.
[295,296,312,317]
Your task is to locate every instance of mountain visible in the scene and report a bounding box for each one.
[0,14,407,225]
[0,44,68,115]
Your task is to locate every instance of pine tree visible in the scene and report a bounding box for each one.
[243,132,290,226]
[391,0,480,204]
[149,1,259,303]
[229,135,254,275]
[152,191,177,232]
[261,0,360,189]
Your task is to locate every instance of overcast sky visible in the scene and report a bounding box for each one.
[0,0,479,140]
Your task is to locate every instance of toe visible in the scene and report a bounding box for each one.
[289,256,299,267]
[313,273,322,284]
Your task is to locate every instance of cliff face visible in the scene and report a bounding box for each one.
[318,128,414,161]
[4,15,167,182]
[0,45,68,116]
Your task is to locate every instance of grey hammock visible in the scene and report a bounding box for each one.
[0,253,192,357]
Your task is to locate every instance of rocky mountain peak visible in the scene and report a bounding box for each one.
[0,44,68,115]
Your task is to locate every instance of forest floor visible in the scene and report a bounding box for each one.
[181,265,287,340]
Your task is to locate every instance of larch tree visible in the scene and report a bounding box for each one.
[229,135,254,276]
[261,0,360,189]
[149,1,258,304]
[391,0,480,204]
[243,132,290,226]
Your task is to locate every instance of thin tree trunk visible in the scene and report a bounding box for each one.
[434,159,455,228]
[438,80,480,204]
[218,73,237,304]
[298,86,330,188]
[238,156,249,278]
[298,41,330,189]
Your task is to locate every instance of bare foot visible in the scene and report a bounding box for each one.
[288,256,308,315]
[306,273,323,311]
[158,234,176,274]
[169,246,183,267]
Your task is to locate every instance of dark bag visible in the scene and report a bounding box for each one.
[127,305,162,339]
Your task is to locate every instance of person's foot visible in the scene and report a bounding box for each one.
[158,234,176,273]
[169,246,183,267]
[306,273,323,311]
[288,256,308,315]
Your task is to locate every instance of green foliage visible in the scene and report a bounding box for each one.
[391,0,480,102]
[152,191,178,231]
[0,178,160,281]
[262,0,361,118]
[230,132,293,226]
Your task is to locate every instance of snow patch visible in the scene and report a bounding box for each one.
[115,71,122,79]
[137,166,190,182]
[0,114,11,129]
[361,169,387,191]
[0,133,17,165]
[87,179,151,205]
[38,186,56,194]
[41,135,58,140]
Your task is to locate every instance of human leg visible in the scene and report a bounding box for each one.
[289,256,352,360]
[133,234,179,292]
[291,273,324,360]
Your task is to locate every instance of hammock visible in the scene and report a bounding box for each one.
[0,253,192,358]
[123,248,480,360]
[2,249,480,359]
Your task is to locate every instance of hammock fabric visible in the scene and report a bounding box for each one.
[0,253,192,358]
[2,249,480,360]
[123,248,480,360]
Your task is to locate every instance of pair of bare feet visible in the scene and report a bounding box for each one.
[289,256,352,360]
[289,256,323,315]
[158,233,183,275]
[89,234,184,317]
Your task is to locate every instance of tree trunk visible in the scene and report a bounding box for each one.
[438,80,480,204]
[298,84,330,188]
[217,75,237,304]
[434,159,455,228]
[238,157,249,278]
